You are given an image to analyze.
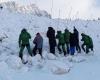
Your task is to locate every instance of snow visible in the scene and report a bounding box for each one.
[0,1,51,18]
[0,5,100,80]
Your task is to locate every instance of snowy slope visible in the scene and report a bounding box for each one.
[0,1,51,18]
[0,6,100,80]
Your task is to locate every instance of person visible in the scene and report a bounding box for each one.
[19,28,32,60]
[64,28,70,54]
[56,31,66,56]
[69,33,76,55]
[33,33,43,58]
[47,27,56,54]
[73,27,81,53]
[81,33,93,54]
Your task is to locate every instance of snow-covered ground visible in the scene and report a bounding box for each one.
[0,6,100,80]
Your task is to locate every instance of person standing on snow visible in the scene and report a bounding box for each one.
[19,28,32,60]
[56,31,66,56]
[69,33,76,55]
[64,28,70,54]
[33,33,43,58]
[73,27,81,53]
[47,27,56,54]
[81,33,93,54]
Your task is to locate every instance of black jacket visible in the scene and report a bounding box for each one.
[47,27,56,47]
[74,28,79,43]
[70,33,76,47]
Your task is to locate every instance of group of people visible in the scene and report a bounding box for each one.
[18,27,94,62]
[47,27,93,56]
[19,29,43,61]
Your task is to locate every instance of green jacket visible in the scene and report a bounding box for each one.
[19,30,31,45]
[81,35,93,46]
[64,31,70,43]
[56,31,65,44]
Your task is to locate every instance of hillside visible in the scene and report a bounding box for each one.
[0,3,100,80]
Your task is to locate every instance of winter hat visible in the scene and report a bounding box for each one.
[65,28,69,32]
[36,33,40,35]
[48,27,54,30]
[81,33,85,36]
[21,28,27,33]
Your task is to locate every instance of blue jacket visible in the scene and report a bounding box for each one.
[33,34,43,48]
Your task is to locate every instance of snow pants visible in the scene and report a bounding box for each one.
[70,47,75,55]
[75,43,81,53]
[65,42,70,54]
[57,43,66,56]
[81,43,93,54]
[49,39,56,54]
[19,44,32,60]
[33,45,42,57]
